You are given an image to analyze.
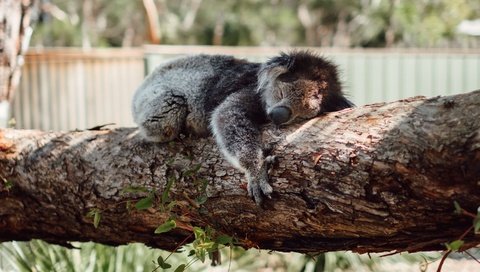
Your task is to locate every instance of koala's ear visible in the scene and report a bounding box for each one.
[277,52,295,70]
[261,52,294,74]
[257,53,294,92]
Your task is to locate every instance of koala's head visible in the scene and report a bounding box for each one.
[257,51,353,126]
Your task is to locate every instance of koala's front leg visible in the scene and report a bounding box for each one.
[210,91,273,205]
[133,89,187,143]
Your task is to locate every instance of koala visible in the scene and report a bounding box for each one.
[132,51,354,205]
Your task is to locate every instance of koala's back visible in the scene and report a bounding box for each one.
[132,54,261,141]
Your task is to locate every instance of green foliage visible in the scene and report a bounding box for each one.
[182,164,202,177]
[173,264,186,272]
[445,240,464,251]
[454,201,462,214]
[0,240,444,272]
[86,208,101,229]
[120,185,149,194]
[1,176,13,191]
[161,177,176,205]
[0,241,165,272]
[31,0,480,48]
[7,118,16,128]
[156,255,172,269]
[214,234,233,245]
[474,208,480,234]
[134,193,154,210]
[154,219,177,234]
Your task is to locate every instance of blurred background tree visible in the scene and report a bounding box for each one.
[31,0,480,48]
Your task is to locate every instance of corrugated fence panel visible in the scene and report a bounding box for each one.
[12,46,480,131]
[13,48,145,130]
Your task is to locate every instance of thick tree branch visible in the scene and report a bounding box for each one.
[1,90,479,254]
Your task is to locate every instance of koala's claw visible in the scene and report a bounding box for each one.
[247,179,273,205]
[265,155,277,167]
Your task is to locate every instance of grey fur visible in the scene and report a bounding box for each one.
[132,51,353,205]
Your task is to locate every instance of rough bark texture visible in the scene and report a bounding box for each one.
[1,90,479,254]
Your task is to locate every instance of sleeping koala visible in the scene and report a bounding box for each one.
[132,51,353,205]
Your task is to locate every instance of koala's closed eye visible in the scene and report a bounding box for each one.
[312,90,322,99]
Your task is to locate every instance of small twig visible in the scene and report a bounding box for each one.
[436,250,452,272]
[461,209,477,219]
[152,232,194,272]
[419,255,429,272]
[437,225,475,272]
[459,225,474,241]
[228,246,232,272]
[379,250,398,257]
[165,232,194,262]
[185,258,198,269]
[464,250,480,264]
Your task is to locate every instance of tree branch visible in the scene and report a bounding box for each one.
[1,90,479,253]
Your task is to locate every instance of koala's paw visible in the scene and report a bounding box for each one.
[265,155,277,169]
[247,174,273,205]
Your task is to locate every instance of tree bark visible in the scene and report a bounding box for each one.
[1,90,479,254]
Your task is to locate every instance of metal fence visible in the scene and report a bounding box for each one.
[12,46,480,130]
[13,48,145,130]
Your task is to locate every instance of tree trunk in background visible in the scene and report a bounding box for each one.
[142,0,161,44]
[1,90,479,253]
[0,0,35,127]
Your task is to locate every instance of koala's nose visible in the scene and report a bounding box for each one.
[268,106,292,125]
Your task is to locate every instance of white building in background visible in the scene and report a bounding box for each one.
[457,19,480,36]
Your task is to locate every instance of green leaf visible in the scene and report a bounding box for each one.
[86,209,101,228]
[174,264,186,272]
[184,164,202,177]
[453,201,462,214]
[7,118,16,128]
[162,176,176,204]
[154,219,176,234]
[161,263,171,269]
[193,227,205,239]
[196,195,208,205]
[445,240,464,251]
[2,177,13,190]
[215,234,233,245]
[197,250,206,263]
[93,210,101,228]
[187,249,196,257]
[157,256,164,266]
[197,242,215,249]
[120,185,149,195]
[135,195,154,210]
[474,214,480,234]
[166,201,177,210]
[156,255,172,269]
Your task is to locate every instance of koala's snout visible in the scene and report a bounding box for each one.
[268,106,292,125]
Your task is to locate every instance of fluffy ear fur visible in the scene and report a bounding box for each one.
[256,52,294,92]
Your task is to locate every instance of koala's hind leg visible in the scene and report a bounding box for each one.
[210,91,272,205]
[134,91,187,143]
